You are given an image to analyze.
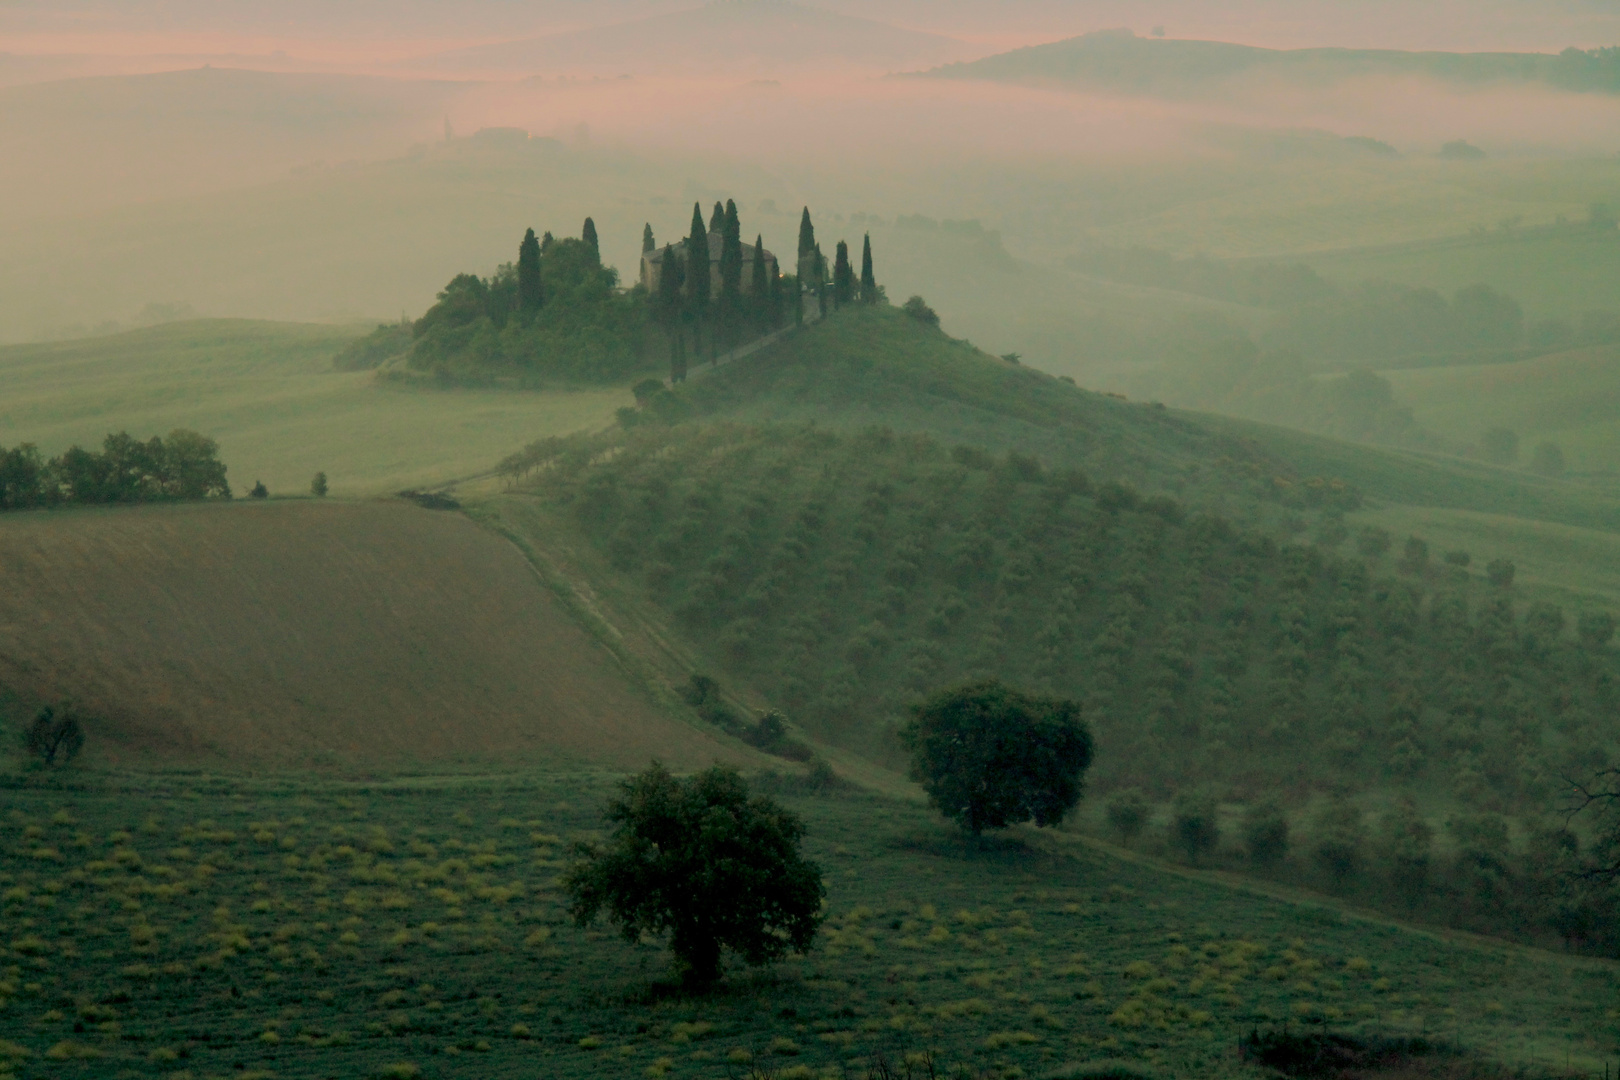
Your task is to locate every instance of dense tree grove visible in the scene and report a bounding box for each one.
[531,419,1620,952]
[0,429,231,509]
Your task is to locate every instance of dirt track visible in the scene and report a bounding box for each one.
[0,499,748,771]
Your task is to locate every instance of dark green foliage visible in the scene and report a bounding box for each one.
[311,471,328,498]
[1356,526,1391,558]
[517,227,544,314]
[581,217,600,263]
[332,320,412,370]
[1482,425,1519,464]
[535,419,1620,815]
[860,233,878,304]
[563,762,824,985]
[833,241,854,307]
[642,222,655,253]
[396,228,642,381]
[1171,790,1219,864]
[686,203,711,307]
[24,705,84,767]
[1578,611,1617,648]
[1486,558,1516,588]
[0,429,231,510]
[902,295,940,327]
[249,481,268,499]
[632,378,666,404]
[1378,800,1433,907]
[1443,549,1471,567]
[1531,440,1566,477]
[902,681,1093,835]
[750,235,770,328]
[710,201,725,234]
[1105,787,1149,844]
[1399,535,1429,575]
[1311,799,1366,886]
[798,206,816,260]
[1243,798,1289,867]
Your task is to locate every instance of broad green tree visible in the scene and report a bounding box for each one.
[1243,798,1289,867]
[1106,787,1149,844]
[1172,790,1219,864]
[903,680,1094,834]
[563,762,824,985]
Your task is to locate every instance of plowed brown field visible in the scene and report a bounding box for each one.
[0,499,747,771]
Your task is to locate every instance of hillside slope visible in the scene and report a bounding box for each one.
[0,319,628,496]
[922,29,1620,98]
[0,499,750,771]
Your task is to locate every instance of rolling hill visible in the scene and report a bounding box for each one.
[920,28,1620,99]
[0,319,629,496]
[0,498,753,771]
[412,0,969,76]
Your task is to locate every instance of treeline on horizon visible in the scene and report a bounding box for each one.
[335,202,880,385]
[0,429,231,510]
[524,420,1620,953]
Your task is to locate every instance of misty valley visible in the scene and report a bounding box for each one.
[5,2,1620,1079]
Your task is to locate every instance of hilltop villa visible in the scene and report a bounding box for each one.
[640,233,779,295]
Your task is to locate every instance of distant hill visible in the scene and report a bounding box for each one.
[920,29,1620,98]
[412,0,969,76]
[0,499,752,770]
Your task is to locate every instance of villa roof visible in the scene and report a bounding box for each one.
[644,234,776,263]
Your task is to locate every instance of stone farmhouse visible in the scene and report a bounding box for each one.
[640,233,780,295]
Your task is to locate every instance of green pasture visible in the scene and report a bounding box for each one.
[0,770,1614,1080]
[1382,346,1620,476]
[1303,227,1620,323]
[0,320,629,497]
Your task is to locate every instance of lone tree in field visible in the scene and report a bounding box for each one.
[563,762,824,986]
[310,471,328,498]
[903,680,1094,835]
[26,706,84,767]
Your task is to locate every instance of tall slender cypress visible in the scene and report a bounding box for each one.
[686,202,711,306]
[833,240,853,307]
[642,223,656,253]
[517,227,544,314]
[582,217,600,263]
[798,207,815,261]
[719,200,744,339]
[750,235,769,328]
[711,201,726,234]
[686,203,710,357]
[860,233,877,303]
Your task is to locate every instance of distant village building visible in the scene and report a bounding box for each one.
[640,233,779,295]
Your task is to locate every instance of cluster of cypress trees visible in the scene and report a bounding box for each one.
[646,203,882,382]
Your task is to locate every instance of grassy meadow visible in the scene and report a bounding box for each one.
[1304,228,1620,324]
[0,770,1614,1080]
[0,320,629,497]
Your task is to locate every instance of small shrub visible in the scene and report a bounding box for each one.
[249,481,269,499]
[902,296,940,327]
[25,707,85,767]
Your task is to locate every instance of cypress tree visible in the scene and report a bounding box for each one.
[770,260,784,328]
[658,243,684,315]
[798,207,815,260]
[542,230,555,251]
[686,202,711,306]
[750,235,769,328]
[686,203,710,357]
[860,233,877,303]
[642,223,655,253]
[833,240,853,307]
[719,200,744,328]
[517,227,544,314]
[711,201,726,234]
[815,242,827,317]
[582,217,600,263]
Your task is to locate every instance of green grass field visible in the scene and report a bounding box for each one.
[0,320,629,497]
[0,769,1613,1080]
[1382,345,1620,476]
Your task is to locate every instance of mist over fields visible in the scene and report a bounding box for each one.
[10,5,1620,1077]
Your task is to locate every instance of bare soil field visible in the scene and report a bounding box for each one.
[0,499,748,771]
